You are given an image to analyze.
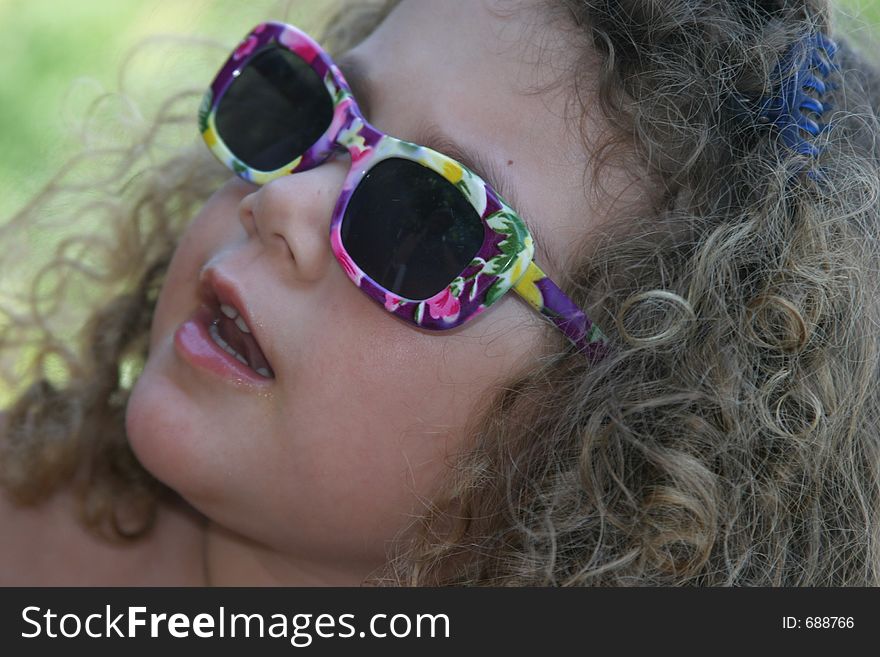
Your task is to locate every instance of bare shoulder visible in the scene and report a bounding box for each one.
[0,480,208,585]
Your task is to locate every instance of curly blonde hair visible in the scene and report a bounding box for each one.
[3,0,880,584]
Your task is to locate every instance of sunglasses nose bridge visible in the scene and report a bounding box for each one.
[331,106,385,162]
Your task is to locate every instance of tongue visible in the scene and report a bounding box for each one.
[218,315,274,376]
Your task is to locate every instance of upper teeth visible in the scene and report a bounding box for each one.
[208,319,271,378]
[220,303,251,334]
[209,321,249,366]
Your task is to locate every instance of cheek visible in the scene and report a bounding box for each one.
[257,382,447,552]
[125,361,201,491]
[251,308,487,537]
[285,296,525,487]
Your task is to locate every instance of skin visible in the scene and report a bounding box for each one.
[120,0,633,585]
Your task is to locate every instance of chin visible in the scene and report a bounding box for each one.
[125,353,209,504]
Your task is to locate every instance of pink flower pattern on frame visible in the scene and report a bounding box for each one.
[384,293,403,312]
[279,28,321,64]
[330,229,360,283]
[233,35,258,60]
[427,288,461,321]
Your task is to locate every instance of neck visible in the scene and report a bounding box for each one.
[201,521,382,586]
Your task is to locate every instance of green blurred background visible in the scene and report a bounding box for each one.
[0,0,331,221]
[0,0,334,404]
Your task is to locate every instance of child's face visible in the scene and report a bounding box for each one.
[126,0,601,581]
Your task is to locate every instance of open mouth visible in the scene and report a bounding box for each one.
[207,302,275,379]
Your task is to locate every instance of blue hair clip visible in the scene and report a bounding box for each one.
[754,32,839,160]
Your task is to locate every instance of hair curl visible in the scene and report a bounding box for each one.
[2,0,879,584]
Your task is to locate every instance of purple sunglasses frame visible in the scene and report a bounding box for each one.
[199,22,609,362]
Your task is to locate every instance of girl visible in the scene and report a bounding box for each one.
[2,0,879,586]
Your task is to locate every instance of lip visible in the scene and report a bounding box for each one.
[197,267,273,369]
[174,305,274,388]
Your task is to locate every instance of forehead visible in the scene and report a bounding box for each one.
[345,0,595,278]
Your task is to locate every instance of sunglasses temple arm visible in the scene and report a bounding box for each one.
[512,261,611,363]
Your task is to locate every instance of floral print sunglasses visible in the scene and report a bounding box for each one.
[199,22,609,362]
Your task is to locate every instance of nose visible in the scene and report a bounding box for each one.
[237,156,349,282]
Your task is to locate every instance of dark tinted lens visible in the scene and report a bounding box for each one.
[215,44,333,171]
[341,158,485,300]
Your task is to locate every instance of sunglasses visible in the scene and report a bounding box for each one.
[199,22,609,362]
